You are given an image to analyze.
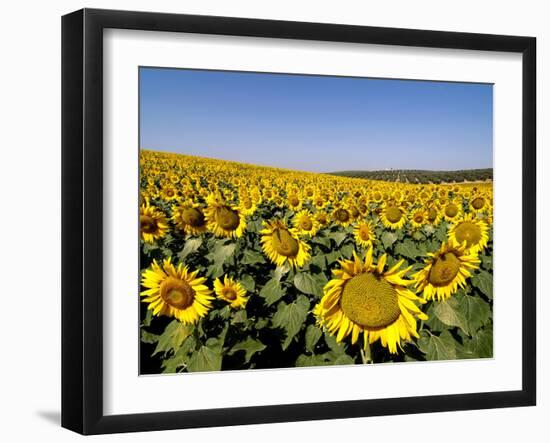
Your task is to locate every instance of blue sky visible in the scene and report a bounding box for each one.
[139,67,493,173]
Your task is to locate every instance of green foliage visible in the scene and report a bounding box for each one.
[271,296,310,350]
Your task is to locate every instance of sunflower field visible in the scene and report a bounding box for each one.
[139,150,493,374]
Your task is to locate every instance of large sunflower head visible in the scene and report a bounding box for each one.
[204,194,247,239]
[469,193,489,213]
[140,258,213,324]
[171,200,208,235]
[260,219,311,269]
[214,275,248,309]
[353,220,376,248]
[140,201,168,243]
[448,213,490,254]
[380,203,407,230]
[413,241,480,301]
[293,209,320,237]
[314,249,428,354]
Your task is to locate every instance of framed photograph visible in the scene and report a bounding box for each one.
[61,8,536,435]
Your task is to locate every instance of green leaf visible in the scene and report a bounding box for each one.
[324,332,346,356]
[294,272,323,297]
[459,326,493,359]
[394,238,421,259]
[418,330,457,361]
[435,222,449,242]
[161,336,197,373]
[239,274,255,292]
[153,321,194,356]
[231,310,248,325]
[329,231,347,247]
[228,337,267,363]
[241,249,266,265]
[312,235,332,248]
[272,296,310,350]
[140,330,159,344]
[412,230,425,241]
[381,231,398,249]
[308,253,327,271]
[296,353,331,367]
[177,237,202,261]
[260,278,285,306]
[457,293,492,335]
[187,345,222,372]
[332,354,355,365]
[433,298,469,335]
[471,270,493,299]
[304,325,322,353]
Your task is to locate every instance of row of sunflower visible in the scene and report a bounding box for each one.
[139,150,493,373]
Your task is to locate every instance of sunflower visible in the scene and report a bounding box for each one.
[380,203,407,230]
[160,184,179,201]
[214,276,248,309]
[286,193,303,212]
[316,211,330,228]
[469,194,489,213]
[442,199,462,222]
[171,201,208,235]
[140,258,213,324]
[332,206,353,227]
[140,201,168,243]
[204,194,247,239]
[260,219,311,268]
[409,209,427,229]
[314,249,428,354]
[293,209,320,237]
[353,220,376,248]
[238,193,258,216]
[413,242,480,301]
[426,205,442,226]
[448,213,489,254]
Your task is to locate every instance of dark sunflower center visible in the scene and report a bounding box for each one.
[414,214,424,223]
[216,207,240,230]
[272,229,300,257]
[472,197,485,209]
[350,206,360,218]
[373,192,382,200]
[359,204,367,214]
[340,272,401,329]
[454,221,482,247]
[300,218,313,231]
[318,215,328,225]
[359,226,370,241]
[445,203,459,218]
[289,196,299,207]
[181,208,205,227]
[428,252,461,286]
[335,208,350,222]
[165,189,175,197]
[159,276,195,309]
[385,206,402,223]
[140,215,158,233]
[222,288,237,301]
[427,207,438,222]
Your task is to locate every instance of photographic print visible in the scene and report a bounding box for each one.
[138,67,493,374]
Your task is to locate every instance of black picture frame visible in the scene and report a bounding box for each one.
[62,8,537,435]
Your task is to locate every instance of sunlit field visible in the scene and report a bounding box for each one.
[139,149,493,373]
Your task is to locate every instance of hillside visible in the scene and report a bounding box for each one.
[328,168,493,184]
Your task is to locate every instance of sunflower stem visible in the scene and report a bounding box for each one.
[360,343,372,364]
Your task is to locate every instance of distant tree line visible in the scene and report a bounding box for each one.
[329,168,493,184]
